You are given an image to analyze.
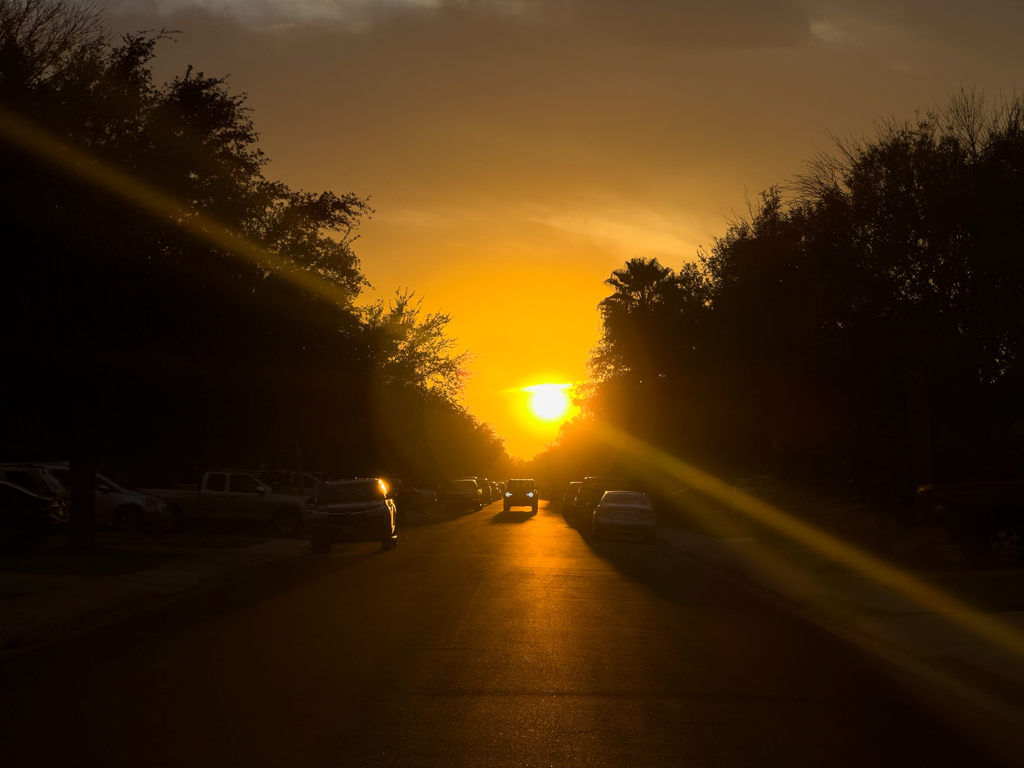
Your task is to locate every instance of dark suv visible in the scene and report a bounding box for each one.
[309,478,397,553]
[504,478,538,513]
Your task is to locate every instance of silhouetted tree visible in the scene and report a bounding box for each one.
[546,90,1024,505]
[0,0,508,543]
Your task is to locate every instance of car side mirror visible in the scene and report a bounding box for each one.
[97,484,111,493]
[256,486,266,495]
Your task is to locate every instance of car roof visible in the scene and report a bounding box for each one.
[600,491,651,505]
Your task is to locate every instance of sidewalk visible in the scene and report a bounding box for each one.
[0,532,311,655]
[659,525,1024,727]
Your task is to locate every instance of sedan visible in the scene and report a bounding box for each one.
[592,491,656,541]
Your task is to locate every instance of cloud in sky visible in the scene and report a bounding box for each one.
[111,0,812,48]
[117,0,442,27]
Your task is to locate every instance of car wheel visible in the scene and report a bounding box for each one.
[380,536,395,551]
[271,509,303,538]
[989,523,1024,566]
[113,505,145,534]
[532,504,538,514]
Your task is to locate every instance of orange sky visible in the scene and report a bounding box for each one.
[110,0,1024,458]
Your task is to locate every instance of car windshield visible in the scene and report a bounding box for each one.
[450,480,477,491]
[320,482,383,505]
[601,491,650,506]
[507,479,535,491]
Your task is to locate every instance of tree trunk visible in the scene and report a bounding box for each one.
[904,365,933,489]
[67,423,99,550]
[66,369,100,551]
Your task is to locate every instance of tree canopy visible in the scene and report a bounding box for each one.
[0,0,508,540]
[539,90,1024,503]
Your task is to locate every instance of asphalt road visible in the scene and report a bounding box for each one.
[2,500,1023,767]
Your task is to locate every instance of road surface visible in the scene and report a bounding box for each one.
[1,500,1022,766]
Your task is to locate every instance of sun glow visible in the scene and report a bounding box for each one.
[523,383,572,423]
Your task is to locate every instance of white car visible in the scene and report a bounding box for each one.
[44,464,174,533]
[592,491,656,541]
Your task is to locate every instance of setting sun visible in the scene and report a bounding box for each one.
[523,384,573,423]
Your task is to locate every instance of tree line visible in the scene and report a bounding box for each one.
[535,90,1024,508]
[0,0,508,545]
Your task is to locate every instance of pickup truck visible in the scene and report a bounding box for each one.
[143,471,310,536]
[916,481,1024,565]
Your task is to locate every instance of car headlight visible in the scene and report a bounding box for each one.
[505,492,512,497]
[527,492,534,498]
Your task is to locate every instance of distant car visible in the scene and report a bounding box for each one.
[562,481,581,513]
[504,478,538,513]
[309,478,397,553]
[0,480,67,549]
[446,479,483,511]
[592,491,656,541]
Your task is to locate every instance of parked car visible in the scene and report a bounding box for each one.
[142,471,309,536]
[42,463,174,533]
[916,481,1024,565]
[445,479,483,511]
[562,481,582,513]
[0,480,67,549]
[573,477,628,528]
[253,470,324,498]
[592,491,656,541]
[454,477,492,505]
[504,478,538,513]
[0,464,69,505]
[309,478,397,553]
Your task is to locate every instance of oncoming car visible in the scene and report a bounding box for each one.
[504,478,538,513]
[592,491,656,541]
[309,478,397,553]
